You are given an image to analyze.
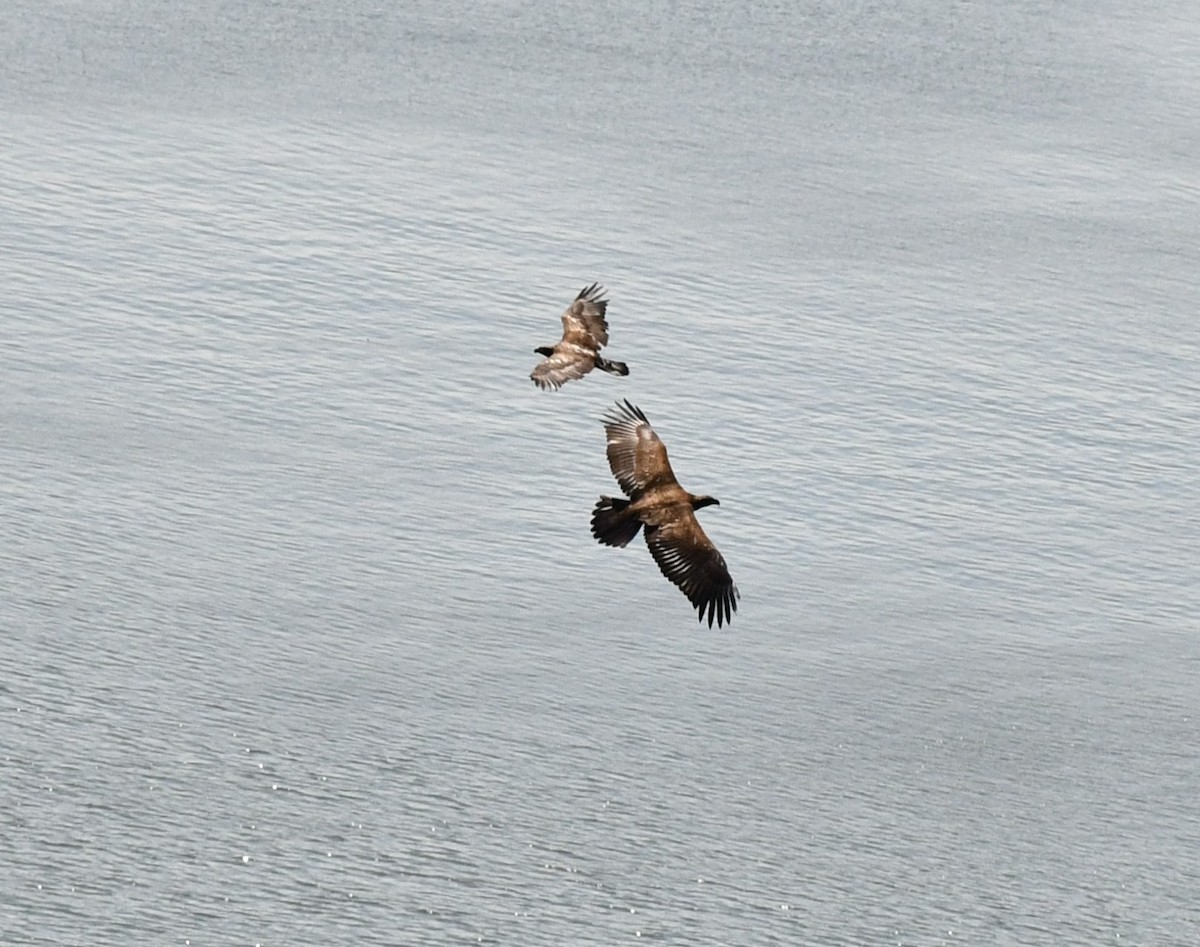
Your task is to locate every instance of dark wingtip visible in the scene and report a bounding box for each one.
[697,586,738,629]
[602,397,641,427]
[577,282,607,303]
[618,398,646,424]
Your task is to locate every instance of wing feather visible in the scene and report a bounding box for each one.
[645,513,739,629]
[560,283,610,348]
[530,348,594,390]
[602,399,678,496]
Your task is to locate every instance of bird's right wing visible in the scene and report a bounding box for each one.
[645,512,739,629]
[560,283,610,348]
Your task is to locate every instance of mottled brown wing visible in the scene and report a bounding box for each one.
[530,347,595,390]
[645,513,739,629]
[602,400,678,497]
[560,283,610,349]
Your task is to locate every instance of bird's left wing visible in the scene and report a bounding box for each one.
[602,400,678,496]
[531,348,593,390]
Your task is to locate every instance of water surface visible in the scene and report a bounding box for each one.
[3,1,1199,943]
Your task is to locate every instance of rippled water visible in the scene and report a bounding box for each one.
[4,1,1199,944]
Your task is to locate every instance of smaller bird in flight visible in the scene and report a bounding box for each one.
[591,400,739,628]
[530,283,630,391]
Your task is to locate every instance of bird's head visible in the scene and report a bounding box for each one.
[534,346,555,356]
[692,495,720,510]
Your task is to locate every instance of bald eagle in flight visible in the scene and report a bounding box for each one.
[530,283,629,391]
[591,400,739,628]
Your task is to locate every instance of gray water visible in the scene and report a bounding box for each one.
[3,1,1199,944]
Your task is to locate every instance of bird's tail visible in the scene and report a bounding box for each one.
[591,496,642,548]
[595,356,629,378]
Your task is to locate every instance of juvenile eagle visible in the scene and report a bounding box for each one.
[591,399,739,628]
[530,283,629,391]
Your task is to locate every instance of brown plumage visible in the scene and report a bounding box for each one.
[530,283,630,391]
[591,400,739,628]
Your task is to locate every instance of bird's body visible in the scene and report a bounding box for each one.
[530,283,629,391]
[591,400,738,628]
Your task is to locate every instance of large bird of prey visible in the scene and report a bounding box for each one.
[591,400,739,628]
[530,283,629,391]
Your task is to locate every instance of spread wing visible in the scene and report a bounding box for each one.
[602,399,678,497]
[646,514,739,629]
[560,283,610,349]
[530,348,595,390]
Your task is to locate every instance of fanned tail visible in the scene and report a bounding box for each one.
[591,496,642,548]
[595,356,629,377]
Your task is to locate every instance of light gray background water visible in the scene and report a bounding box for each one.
[3,1,1198,944]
